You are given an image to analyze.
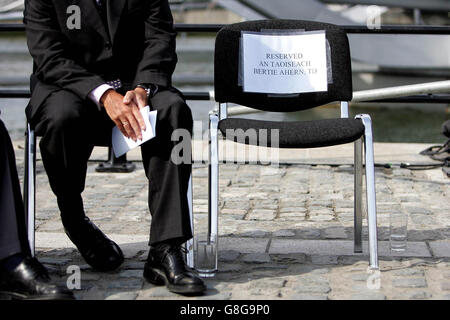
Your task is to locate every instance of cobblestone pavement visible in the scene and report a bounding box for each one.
[13,146,450,300]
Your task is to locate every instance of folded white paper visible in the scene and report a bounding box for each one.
[112,106,157,158]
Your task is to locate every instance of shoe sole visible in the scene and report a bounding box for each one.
[143,265,206,295]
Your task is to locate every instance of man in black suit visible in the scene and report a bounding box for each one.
[0,118,73,299]
[24,0,205,295]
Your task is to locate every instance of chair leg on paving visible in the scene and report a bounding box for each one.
[184,174,194,268]
[207,112,219,273]
[356,114,379,270]
[353,137,363,253]
[24,124,36,257]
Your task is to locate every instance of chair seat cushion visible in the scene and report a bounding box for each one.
[218,118,365,148]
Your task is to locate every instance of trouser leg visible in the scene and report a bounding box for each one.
[0,119,30,260]
[31,90,113,228]
[141,87,193,245]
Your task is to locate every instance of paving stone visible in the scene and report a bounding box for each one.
[198,291,232,300]
[408,230,443,241]
[351,283,378,292]
[240,230,271,238]
[81,272,102,281]
[38,257,72,266]
[119,270,143,278]
[241,253,271,264]
[271,253,307,264]
[247,209,277,221]
[105,291,138,300]
[429,241,450,257]
[218,264,242,273]
[140,286,177,298]
[290,294,328,300]
[309,268,331,275]
[279,207,307,213]
[392,291,432,300]
[392,278,427,288]
[441,282,450,291]
[410,215,436,225]
[323,227,348,239]
[351,273,370,281]
[251,264,289,271]
[308,215,335,222]
[295,285,331,294]
[248,278,287,290]
[273,229,296,237]
[219,250,240,262]
[221,208,247,216]
[403,206,433,215]
[296,276,329,287]
[106,279,143,290]
[123,261,146,269]
[392,268,425,277]
[350,292,386,300]
[311,255,339,265]
[220,237,269,254]
[296,229,321,239]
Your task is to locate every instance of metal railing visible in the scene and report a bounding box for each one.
[0,24,450,107]
[0,23,449,104]
[1,23,450,34]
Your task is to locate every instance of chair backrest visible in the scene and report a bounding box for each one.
[214,19,353,112]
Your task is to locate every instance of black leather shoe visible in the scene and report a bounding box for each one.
[144,243,206,295]
[0,257,74,300]
[65,217,124,272]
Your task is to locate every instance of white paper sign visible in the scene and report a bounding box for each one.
[242,31,328,94]
[112,106,157,158]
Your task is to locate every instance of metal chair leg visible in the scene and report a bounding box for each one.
[185,174,194,268]
[24,123,36,257]
[354,137,363,253]
[207,112,219,272]
[356,114,379,270]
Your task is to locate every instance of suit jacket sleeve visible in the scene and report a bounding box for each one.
[132,0,177,88]
[24,0,105,100]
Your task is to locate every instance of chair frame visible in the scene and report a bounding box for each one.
[208,101,379,270]
[23,125,195,267]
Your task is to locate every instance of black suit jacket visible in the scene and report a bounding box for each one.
[24,0,177,120]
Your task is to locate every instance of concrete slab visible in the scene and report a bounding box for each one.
[269,239,432,257]
[429,241,450,257]
[36,232,149,250]
[36,233,270,255]
[219,237,269,254]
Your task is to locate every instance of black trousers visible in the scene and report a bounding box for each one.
[31,87,193,245]
[0,119,31,260]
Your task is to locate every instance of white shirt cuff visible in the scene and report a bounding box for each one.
[88,84,115,110]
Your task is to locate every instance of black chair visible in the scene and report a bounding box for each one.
[207,20,379,270]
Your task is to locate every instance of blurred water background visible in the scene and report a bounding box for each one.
[0,0,448,142]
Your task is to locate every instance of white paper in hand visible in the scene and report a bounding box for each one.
[112,106,157,158]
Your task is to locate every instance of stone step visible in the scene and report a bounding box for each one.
[36,232,448,258]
